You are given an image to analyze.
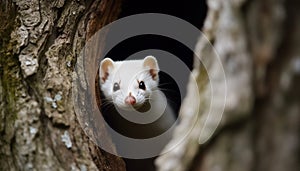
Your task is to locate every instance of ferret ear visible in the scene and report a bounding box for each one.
[143,56,159,80]
[99,58,114,83]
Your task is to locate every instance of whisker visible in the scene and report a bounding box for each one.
[144,97,152,101]
[101,100,113,105]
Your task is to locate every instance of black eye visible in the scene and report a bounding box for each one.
[138,81,146,90]
[113,82,120,91]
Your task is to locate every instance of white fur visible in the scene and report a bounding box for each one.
[99,56,176,144]
[100,58,159,110]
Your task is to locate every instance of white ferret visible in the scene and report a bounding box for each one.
[99,56,176,171]
[99,56,175,139]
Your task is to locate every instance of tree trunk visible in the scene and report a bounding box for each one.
[0,0,125,170]
[156,0,300,171]
[1,0,300,171]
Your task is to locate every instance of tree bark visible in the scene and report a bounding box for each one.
[0,0,125,170]
[156,0,300,171]
[1,0,300,171]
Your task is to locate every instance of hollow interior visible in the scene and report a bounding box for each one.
[101,1,207,171]
[105,0,207,113]
[120,0,207,29]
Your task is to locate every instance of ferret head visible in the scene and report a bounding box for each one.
[99,56,159,110]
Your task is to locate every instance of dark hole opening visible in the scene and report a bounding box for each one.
[120,0,207,29]
[103,34,194,115]
[99,1,207,170]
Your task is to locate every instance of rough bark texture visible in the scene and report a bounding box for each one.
[1,0,299,171]
[156,0,300,171]
[0,0,125,170]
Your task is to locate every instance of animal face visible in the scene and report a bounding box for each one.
[99,56,159,110]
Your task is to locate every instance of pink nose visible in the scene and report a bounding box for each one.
[125,95,136,105]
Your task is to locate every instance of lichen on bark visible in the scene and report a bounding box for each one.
[0,0,125,170]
